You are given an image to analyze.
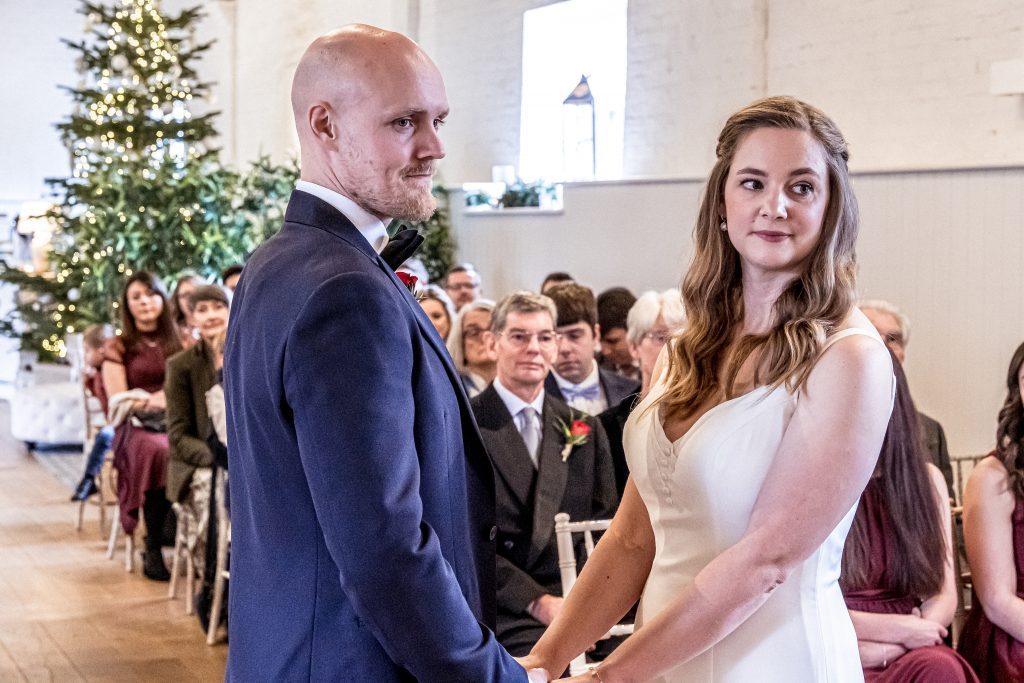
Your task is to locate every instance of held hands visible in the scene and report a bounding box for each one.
[513,658,551,683]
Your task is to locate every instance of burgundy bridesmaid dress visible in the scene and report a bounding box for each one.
[843,479,979,682]
[958,477,1024,682]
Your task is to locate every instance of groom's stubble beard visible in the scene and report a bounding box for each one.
[350,164,438,223]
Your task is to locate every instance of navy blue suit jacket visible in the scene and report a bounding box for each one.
[224,190,524,681]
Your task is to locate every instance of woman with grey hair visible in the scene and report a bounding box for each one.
[446,299,497,398]
[600,289,687,496]
[626,289,688,396]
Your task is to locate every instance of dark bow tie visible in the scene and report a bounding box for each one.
[379,227,424,270]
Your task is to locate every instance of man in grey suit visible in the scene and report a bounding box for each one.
[471,291,618,657]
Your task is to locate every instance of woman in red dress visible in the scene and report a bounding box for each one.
[842,353,978,682]
[959,340,1024,681]
[101,271,182,580]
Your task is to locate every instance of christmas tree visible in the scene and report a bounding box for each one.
[0,0,296,360]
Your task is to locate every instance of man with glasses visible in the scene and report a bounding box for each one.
[861,299,953,494]
[444,262,482,312]
[471,291,617,657]
[544,283,639,416]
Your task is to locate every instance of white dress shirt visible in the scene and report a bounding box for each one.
[492,377,545,468]
[295,180,390,253]
[553,363,607,415]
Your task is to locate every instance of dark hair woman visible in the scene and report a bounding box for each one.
[170,272,204,347]
[842,352,978,681]
[101,271,183,580]
[958,340,1024,680]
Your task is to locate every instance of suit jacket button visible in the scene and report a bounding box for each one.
[489,525,498,541]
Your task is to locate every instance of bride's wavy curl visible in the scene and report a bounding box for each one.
[658,96,859,419]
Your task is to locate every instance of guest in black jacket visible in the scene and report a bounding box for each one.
[473,291,617,656]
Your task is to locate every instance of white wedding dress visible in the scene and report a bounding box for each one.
[624,329,886,682]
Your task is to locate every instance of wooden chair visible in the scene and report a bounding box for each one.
[106,500,134,571]
[168,501,196,615]
[950,505,971,647]
[951,454,987,507]
[554,513,633,676]
[207,467,230,645]
[75,382,114,537]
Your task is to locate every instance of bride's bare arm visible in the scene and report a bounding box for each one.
[586,334,892,683]
[521,479,656,675]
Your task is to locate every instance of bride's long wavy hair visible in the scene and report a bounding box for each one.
[657,96,859,418]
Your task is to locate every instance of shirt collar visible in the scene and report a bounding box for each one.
[554,362,600,392]
[295,180,390,253]
[493,376,545,418]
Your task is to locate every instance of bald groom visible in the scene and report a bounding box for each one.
[224,25,529,681]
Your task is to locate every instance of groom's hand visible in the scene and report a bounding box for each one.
[514,656,550,682]
[527,594,564,626]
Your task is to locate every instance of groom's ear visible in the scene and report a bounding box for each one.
[308,103,336,141]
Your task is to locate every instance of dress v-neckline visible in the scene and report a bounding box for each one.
[655,384,773,450]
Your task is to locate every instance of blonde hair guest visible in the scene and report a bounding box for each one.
[522,96,894,682]
[446,298,497,397]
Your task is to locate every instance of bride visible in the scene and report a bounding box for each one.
[519,96,894,682]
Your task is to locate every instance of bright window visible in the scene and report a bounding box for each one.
[519,0,627,182]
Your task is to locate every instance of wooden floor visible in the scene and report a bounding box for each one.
[0,402,226,682]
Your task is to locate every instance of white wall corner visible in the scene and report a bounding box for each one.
[990,58,1024,96]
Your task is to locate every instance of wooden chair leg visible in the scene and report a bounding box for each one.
[124,532,134,572]
[185,550,195,616]
[207,521,229,645]
[168,510,184,599]
[76,499,86,531]
[106,506,120,559]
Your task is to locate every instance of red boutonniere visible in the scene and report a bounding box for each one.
[396,270,422,299]
[556,411,591,462]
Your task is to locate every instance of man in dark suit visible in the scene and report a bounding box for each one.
[861,299,954,495]
[224,25,527,681]
[544,283,640,416]
[472,292,618,656]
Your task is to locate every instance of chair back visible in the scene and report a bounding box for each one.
[554,513,633,676]
[950,505,971,647]
[951,454,988,507]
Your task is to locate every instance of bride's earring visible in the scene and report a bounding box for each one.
[719,218,727,232]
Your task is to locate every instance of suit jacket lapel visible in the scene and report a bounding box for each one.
[528,395,571,566]
[476,387,535,508]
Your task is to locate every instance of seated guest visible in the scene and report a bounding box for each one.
[958,340,1024,681]
[540,271,574,294]
[472,291,617,656]
[842,353,977,682]
[71,323,116,501]
[446,298,497,397]
[102,271,183,581]
[165,285,231,577]
[862,299,953,495]
[443,262,482,312]
[418,284,455,341]
[220,264,243,291]
[599,289,686,496]
[596,287,640,383]
[543,283,639,416]
[171,272,205,348]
